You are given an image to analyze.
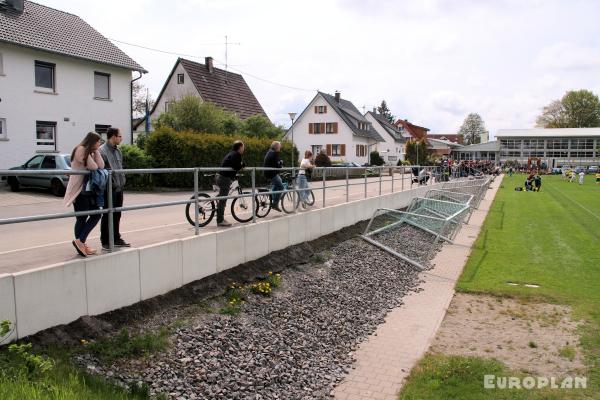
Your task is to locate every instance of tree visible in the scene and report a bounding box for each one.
[240,114,285,139]
[536,90,600,128]
[405,140,428,165]
[377,100,395,124]
[369,151,385,166]
[154,95,239,134]
[458,113,486,145]
[132,81,155,118]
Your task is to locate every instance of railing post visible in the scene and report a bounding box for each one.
[108,171,114,252]
[345,167,349,203]
[402,166,405,191]
[251,168,257,223]
[193,168,199,235]
[378,167,382,196]
[391,166,394,193]
[364,168,367,198]
[322,167,326,208]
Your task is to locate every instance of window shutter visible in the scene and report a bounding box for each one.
[309,123,313,134]
[333,122,338,133]
[326,144,332,156]
[320,123,325,133]
[356,145,359,157]
[324,106,327,113]
[341,144,346,156]
[314,106,318,113]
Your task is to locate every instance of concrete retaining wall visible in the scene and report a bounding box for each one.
[1,185,438,341]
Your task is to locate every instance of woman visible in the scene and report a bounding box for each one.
[63,132,105,257]
[298,150,314,208]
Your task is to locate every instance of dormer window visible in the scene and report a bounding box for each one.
[358,121,370,130]
[314,105,327,114]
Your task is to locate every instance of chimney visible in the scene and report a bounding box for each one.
[205,57,214,74]
[7,0,24,12]
[334,91,341,103]
[373,107,377,114]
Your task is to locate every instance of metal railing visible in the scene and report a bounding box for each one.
[0,165,458,252]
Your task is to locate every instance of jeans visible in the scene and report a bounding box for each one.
[271,175,284,207]
[100,190,124,244]
[216,174,232,222]
[297,174,309,202]
[73,194,101,243]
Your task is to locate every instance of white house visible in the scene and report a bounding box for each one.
[364,110,409,164]
[0,0,146,169]
[284,92,385,164]
[136,57,267,133]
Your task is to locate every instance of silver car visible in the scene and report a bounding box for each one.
[6,154,71,196]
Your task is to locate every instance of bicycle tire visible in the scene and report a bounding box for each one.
[304,190,315,206]
[255,189,271,218]
[185,193,215,227]
[231,192,254,223]
[281,191,299,214]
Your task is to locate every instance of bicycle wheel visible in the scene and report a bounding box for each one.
[255,189,272,218]
[231,192,254,223]
[304,190,315,206]
[185,193,215,227]
[281,190,299,214]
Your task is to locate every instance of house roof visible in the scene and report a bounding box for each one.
[179,58,267,120]
[366,111,406,142]
[394,119,430,139]
[428,133,462,143]
[0,1,146,72]
[496,128,600,138]
[319,92,385,142]
[428,138,463,149]
[453,141,499,152]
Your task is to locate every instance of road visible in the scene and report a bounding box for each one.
[0,174,416,274]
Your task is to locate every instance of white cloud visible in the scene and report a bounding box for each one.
[535,42,600,70]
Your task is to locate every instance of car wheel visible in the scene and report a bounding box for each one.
[7,177,20,192]
[50,179,65,197]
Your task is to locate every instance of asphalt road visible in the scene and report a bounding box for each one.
[0,174,415,274]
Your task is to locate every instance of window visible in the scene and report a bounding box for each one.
[0,118,6,139]
[165,101,172,112]
[309,122,325,134]
[571,139,594,149]
[94,72,110,99]
[523,139,544,149]
[570,151,594,158]
[546,151,568,158]
[35,61,55,90]
[314,105,327,114]
[36,121,56,148]
[357,121,370,130]
[325,122,338,134]
[177,73,184,84]
[311,145,322,155]
[331,144,345,156]
[25,155,45,169]
[41,156,57,169]
[546,139,568,149]
[356,144,367,157]
[95,124,111,141]
[507,151,521,157]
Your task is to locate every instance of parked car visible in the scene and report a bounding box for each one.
[574,166,586,174]
[6,154,71,196]
[587,165,599,174]
[551,167,562,174]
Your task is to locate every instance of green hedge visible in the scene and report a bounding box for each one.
[143,127,298,189]
[120,144,154,190]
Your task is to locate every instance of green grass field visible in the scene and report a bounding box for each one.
[400,174,600,400]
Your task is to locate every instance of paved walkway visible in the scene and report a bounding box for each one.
[334,176,503,400]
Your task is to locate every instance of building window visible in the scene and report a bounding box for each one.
[309,122,325,134]
[165,101,172,112]
[570,151,594,158]
[570,139,594,149]
[546,151,568,158]
[35,61,55,90]
[331,144,345,156]
[314,105,327,114]
[500,139,521,150]
[325,122,338,134]
[507,151,521,157]
[356,144,367,157]
[311,145,322,155]
[94,72,110,99]
[546,139,568,149]
[0,118,6,139]
[358,121,370,130]
[177,73,184,84]
[95,124,112,141]
[36,121,56,148]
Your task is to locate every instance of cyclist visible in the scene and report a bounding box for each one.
[263,141,284,212]
[298,150,314,208]
[216,140,245,226]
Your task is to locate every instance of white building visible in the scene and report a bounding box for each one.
[364,110,409,164]
[0,0,146,169]
[284,92,385,164]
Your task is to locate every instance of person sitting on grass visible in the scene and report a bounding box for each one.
[534,174,542,192]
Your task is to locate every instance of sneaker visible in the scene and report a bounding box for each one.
[114,239,131,247]
[301,201,308,209]
[217,219,232,227]
[101,242,110,250]
[272,205,282,212]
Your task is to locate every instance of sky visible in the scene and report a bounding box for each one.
[42,0,600,139]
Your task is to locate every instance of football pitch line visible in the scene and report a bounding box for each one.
[546,184,600,222]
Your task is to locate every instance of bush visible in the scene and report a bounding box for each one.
[144,127,298,189]
[120,144,154,190]
[370,151,385,166]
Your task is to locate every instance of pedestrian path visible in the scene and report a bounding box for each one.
[333,176,503,400]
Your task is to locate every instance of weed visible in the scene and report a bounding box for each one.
[86,327,171,361]
[528,341,538,349]
[558,345,576,361]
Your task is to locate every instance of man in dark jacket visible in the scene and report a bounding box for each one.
[216,140,245,226]
[100,127,130,249]
[263,141,284,212]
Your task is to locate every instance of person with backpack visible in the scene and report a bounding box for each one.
[215,140,246,227]
[263,141,284,212]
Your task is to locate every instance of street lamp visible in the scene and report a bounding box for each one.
[288,112,297,167]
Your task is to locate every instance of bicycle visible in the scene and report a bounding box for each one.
[255,172,315,217]
[185,174,256,227]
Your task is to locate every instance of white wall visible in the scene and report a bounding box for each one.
[1,185,441,341]
[0,43,133,169]
[149,61,199,127]
[287,94,372,164]
[365,113,405,165]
